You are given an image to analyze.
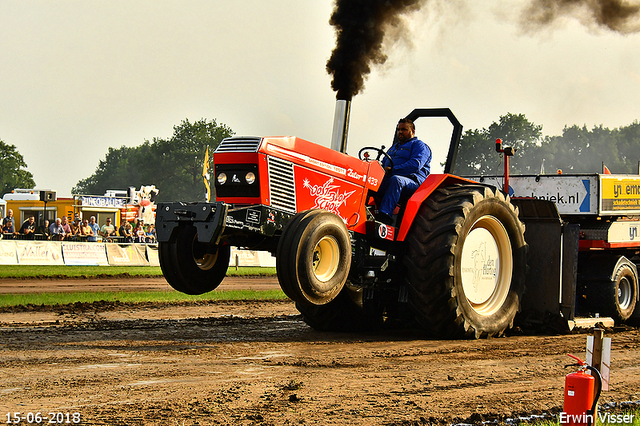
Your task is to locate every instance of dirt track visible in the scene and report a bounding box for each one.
[1,276,639,425]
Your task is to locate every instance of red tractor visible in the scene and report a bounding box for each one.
[156,108,536,338]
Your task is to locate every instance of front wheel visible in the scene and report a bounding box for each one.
[276,210,350,306]
[159,225,230,295]
[404,184,527,338]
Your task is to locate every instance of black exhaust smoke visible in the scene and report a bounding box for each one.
[326,0,426,153]
[522,0,640,33]
[326,0,640,102]
[326,0,425,101]
[325,0,640,100]
[324,0,639,153]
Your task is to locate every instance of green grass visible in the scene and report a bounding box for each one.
[0,265,281,307]
[0,289,288,308]
[0,265,164,278]
[0,265,276,278]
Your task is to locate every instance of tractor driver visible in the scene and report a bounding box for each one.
[375,118,432,225]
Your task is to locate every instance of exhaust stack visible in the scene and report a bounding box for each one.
[330,99,351,153]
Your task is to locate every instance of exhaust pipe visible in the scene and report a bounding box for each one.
[330,99,351,153]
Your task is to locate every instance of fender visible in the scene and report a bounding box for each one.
[396,173,483,241]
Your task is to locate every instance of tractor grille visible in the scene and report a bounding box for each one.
[215,137,262,153]
[268,156,296,213]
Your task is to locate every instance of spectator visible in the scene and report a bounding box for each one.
[119,221,134,243]
[145,224,156,243]
[100,217,117,242]
[87,216,100,242]
[39,219,51,240]
[133,219,146,243]
[2,209,15,239]
[19,216,37,240]
[49,218,66,241]
[60,216,73,237]
[69,218,81,241]
[80,219,93,241]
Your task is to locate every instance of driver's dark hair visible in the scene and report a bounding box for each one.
[398,118,415,132]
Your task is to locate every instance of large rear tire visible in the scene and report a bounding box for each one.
[404,184,527,338]
[276,210,350,306]
[158,225,230,295]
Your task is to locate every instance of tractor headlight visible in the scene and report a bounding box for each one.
[245,172,256,185]
[214,164,259,198]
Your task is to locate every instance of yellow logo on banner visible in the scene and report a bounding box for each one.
[601,176,640,212]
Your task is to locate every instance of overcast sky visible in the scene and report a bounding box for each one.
[2,0,639,197]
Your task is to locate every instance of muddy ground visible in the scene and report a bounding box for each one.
[1,276,639,425]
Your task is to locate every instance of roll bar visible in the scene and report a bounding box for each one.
[401,108,463,174]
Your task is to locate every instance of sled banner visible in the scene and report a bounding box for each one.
[62,242,108,266]
[15,241,65,265]
[0,240,271,268]
[0,241,18,265]
[106,243,149,266]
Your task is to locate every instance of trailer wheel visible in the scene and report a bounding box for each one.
[589,262,638,323]
[277,210,350,306]
[404,184,527,338]
[580,256,638,323]
[611,264,638,321]
[159,225,229,295]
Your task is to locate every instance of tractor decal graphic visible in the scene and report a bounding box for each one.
[303,177,356,217]
[461,239,499,304]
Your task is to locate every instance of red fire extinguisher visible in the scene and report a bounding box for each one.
[563,354,602,426]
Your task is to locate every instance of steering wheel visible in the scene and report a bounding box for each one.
[358,146,393,170]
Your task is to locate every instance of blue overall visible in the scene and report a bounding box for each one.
[379,137,432,217]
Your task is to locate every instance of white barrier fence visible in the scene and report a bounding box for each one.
[0,241,275,268]
[0,240,159,266]
[229,247,276,268]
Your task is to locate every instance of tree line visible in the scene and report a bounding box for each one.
[72,118,234,202]
[1,114,639,202]
[0,140,35,196]
[453,113,640,176]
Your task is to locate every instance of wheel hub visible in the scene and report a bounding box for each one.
[312,235,340,283]
[192,235,219,270]
[460,215,513,315]
[618,277,633,310]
